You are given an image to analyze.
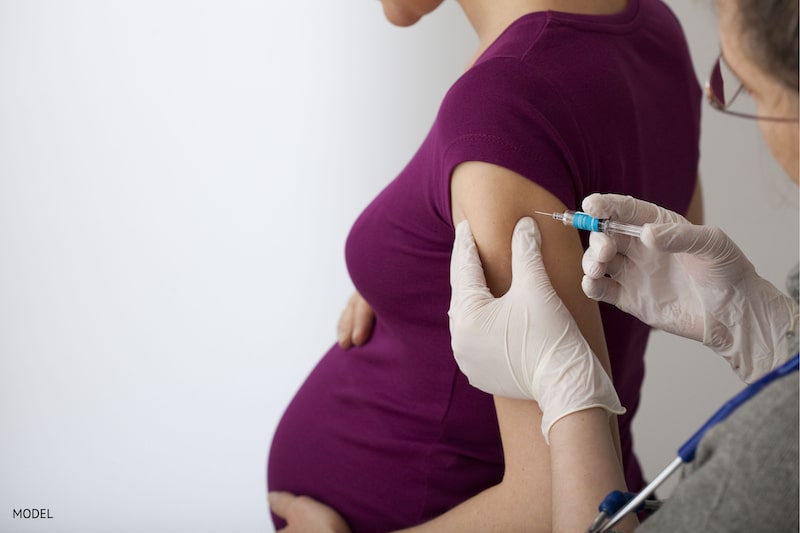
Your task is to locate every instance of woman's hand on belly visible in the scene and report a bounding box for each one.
[269,491,351,533]
[337,290,376,348]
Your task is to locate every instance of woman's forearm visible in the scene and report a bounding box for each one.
[548,408,639,533]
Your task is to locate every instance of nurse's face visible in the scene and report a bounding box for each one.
[717,0,800,183]
[378,0,446,27]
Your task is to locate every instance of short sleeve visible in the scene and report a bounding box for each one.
[435,56,582,211]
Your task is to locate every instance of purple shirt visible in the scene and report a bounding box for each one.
[269,1,701,531]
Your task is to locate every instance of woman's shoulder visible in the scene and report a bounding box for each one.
[439,56,553,126]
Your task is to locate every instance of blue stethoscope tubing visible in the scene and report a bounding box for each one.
[595,353,800,533]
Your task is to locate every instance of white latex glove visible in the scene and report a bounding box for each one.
[448,217,624,442]
[581,193,799,383]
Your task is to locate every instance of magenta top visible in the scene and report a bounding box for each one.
[269,1,701,531]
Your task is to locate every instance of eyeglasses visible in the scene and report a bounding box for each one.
[705,52,799,122]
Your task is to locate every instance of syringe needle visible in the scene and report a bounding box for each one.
[533,210,567,223]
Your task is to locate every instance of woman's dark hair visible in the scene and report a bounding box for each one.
[737,0,799,91]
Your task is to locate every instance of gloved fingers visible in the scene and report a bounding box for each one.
[643,223,742,264]
[581,274,621,306]
[588,230,618,261]
[582,253,625,281]
[450,220,495,300]
[582,251,606,280]
[601,254,628,280]
[510,217,552,292]
[583,193,685,226]
[582,232,625,280]
[582,193,652,224]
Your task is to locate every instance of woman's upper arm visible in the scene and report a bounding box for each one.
[450,161,610,371]
[450,160,615,519]
[685,176,703,225]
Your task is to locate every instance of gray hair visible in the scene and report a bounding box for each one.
[737,0,799,91]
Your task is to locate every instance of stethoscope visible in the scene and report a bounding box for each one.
[587,353,800,533]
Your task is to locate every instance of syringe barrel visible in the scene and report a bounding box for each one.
[556,210,643,238]
[561,210,604,231]
[599,220,643,238]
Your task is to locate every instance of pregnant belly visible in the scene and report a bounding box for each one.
[267,341,503,532]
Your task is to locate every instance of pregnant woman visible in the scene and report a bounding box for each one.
[268,0,703,531]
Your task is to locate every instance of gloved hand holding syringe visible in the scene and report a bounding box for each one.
[580,193,798,383]
[536,195,797,383]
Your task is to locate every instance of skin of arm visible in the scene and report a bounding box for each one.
[392,160,623,532]
[549,408,638,533]
[686,177,703,225]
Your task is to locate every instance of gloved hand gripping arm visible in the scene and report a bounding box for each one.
[448,217,624,442]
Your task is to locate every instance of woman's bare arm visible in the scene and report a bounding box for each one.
[686,177,703,225]
[394,160,623,532]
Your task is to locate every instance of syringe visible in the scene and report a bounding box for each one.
[534,210,643,238]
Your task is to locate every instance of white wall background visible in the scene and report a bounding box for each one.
[0,1,796,531]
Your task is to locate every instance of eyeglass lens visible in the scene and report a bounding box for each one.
[706,53,798,122]
[708,56,745,109]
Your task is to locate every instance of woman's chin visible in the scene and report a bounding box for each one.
[381,2,422,27]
